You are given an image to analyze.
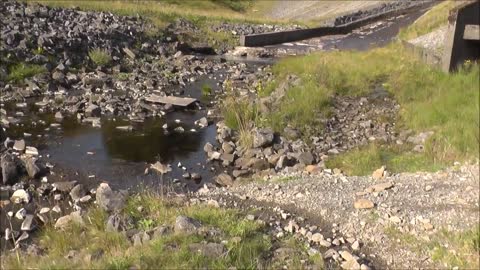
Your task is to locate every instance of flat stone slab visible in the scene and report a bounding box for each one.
[145,94,197,107]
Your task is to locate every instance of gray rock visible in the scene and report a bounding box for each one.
[283,127,301,140]
[191,173,202,180]
[106,213,128,232]
[215,173,233,186]
[174,216,201,234]
[69,184,86,201]
[13,139,25,152]
[152,225,169,239]
[55,211,84,230]
[21,214,35,231]
[221,142,234,154]
[1,153,21,185]
[85,104,101,117]
[203,142,214,153]
[53,181,77,192]
[297,152,314,165]
[189,242,226,258]
[11,189,30,204]
[96,183,127,213]
[24,157,41,178]
[253,128,274,148]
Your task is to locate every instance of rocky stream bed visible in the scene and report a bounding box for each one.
[1,1,465,269]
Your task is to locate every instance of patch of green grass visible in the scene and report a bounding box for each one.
[265,43,479,171]
[212,0,252,12]
[89,48,112,67]
[114,72,130,81]
[3,193,273,269]
[398,1,459,40]
[201,84,213,96]
[385,226,480,269]
[325,144,443,176]
[7,63,47,83]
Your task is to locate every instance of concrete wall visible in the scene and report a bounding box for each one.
[241,2,432,47]
[402,40,443,69]
[442,1,480,72]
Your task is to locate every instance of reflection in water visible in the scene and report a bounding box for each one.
[101,112,205,163]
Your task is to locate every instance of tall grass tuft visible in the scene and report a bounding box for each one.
[89,48,112,67]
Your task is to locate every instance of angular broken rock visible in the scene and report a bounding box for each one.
[24,157,41,178]
[96,183,127,212]
[25,146,39,156]
[1,153,21,185]
[150,161,172,174]
[354,199,374,209]
[13,139,25,152]
[55,211,84,230]
[11,189,30,204]
[253,128,274,148]
[69,184,86,201]
[174,215,201,234]
[215,173,233,186]
[53,181,77,192]
[21,214,35,231]
[365,182,394,193]
[372,166,385,180]
[189,242,226,258]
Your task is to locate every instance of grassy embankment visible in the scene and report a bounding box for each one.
[2,192,321,269]
[222,1,479,175]
[385,225,480,269]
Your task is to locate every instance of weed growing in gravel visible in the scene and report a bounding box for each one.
[7,63,47,83]
[88,48,112,67]
[325,144,443,176]
[385,226,480,269]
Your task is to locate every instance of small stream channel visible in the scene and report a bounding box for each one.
[1,8,428,253]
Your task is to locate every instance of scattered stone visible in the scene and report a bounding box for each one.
[55,211,84,230]
[365,182,393,193]
[354,199,374,209]
[25,146,39,156]
[253,128,274,148]
[13,140,25,152]
[21,214,35,231]
[69,184,86,201]
[11,189,30,204]
[174,216,201,234]
[215,173,233,186]
[189,243,226,258]
[372,166,385,180]
[96,183,127,212]
[53,181,77,192]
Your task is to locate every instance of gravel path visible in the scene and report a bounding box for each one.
[198,163,479,268]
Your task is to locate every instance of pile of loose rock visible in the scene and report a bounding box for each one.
[210,22,304,36]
